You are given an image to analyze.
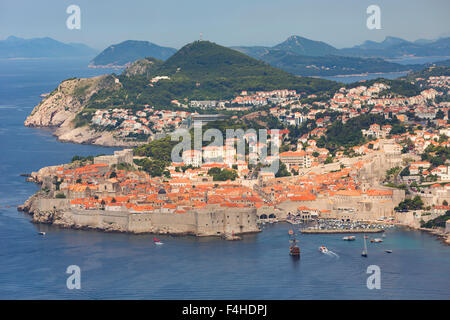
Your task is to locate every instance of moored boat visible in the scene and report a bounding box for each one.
[343,236,356,241]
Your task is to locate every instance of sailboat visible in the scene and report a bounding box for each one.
[361,235,368,257]
[361,234,368,257]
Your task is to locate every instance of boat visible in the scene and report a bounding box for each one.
[153,237,163,245]
[361,234,368,257]
[385,249,393,253]
[288,229,294,235]
[289,238,300,257]
[373,238,383,243]
[38,232,46,236]
[319,246,329,253]
[343,236,356,241]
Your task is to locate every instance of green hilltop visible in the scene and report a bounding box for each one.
[86,41,338,109]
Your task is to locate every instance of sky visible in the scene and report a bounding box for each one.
[1,0,449,51]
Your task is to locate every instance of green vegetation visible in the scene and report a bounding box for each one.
[134,158,170,177]
[421,145,450,167]
[73,110,94,128]
[347,78,421,97]
[71,155,94,163]
[258,51,416,77]
[421,210,450,228]
[395,196,424,211]
[384,182,407,190]
[133,136,178,162]
[405,66,450,82]
[55,193,66,199]
[316,114,398,152]
[275,162,291,178]
[86,41,339,109]
[132,137,179,177]
[91,40,176,66]
[113,162,135,171]
[386,166,402,179]
[207,167,238,181]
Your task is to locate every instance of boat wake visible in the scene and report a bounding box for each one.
[325,250,339,258]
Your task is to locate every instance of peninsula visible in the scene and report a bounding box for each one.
[20,41,450,242]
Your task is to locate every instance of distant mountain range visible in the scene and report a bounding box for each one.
[3,35,449,77]
[89,40,177,68]
[90,35,450,74]
[231,35,437,76]
[232,35,340,57]
[341,36,450,58]
[0,36,97,58]
[233,35,450,59]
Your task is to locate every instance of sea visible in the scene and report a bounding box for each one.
[0,57,449,300]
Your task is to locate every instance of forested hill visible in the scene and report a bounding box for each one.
[86,41,339,108]
[90,40,177,67]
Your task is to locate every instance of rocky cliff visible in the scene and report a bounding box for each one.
[24,75,139,147]
[122,57,162,77]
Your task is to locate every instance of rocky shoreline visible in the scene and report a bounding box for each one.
[24,75,145,147]
[418,227,450,245]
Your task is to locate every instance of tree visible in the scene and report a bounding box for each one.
[395,196,424,211]
[208,168,238,181]
[275,162,291,178]
[421,210,450,228]
[400,166,410,177]
[435,110,445,119]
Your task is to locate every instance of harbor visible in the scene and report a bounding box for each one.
[292,218,396,234]
[301,228,384,234]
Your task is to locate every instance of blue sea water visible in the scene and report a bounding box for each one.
[0,58,449,300]
[320,72,409,84]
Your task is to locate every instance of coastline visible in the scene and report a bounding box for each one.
[418,227,450,245]
[313,70,411,78]
[26,123,144,147]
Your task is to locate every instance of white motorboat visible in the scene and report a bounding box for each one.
[319,246,329,253]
